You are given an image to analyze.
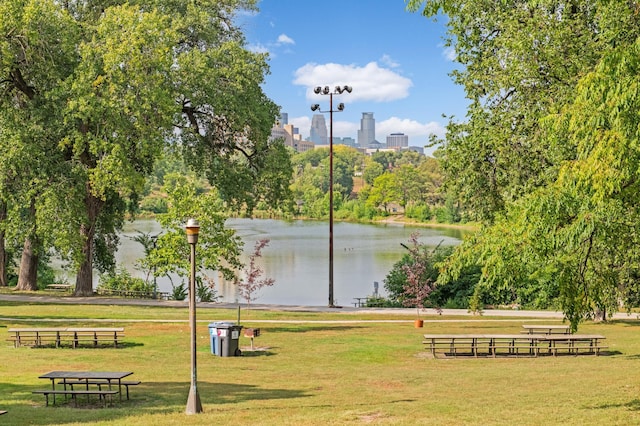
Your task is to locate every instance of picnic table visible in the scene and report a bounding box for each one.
[522,324,571,334]
[45,284,72,292]
[7,327,124,348]
[34,371,136,406]
[423,333,607,358]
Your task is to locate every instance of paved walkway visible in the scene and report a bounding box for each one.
[1,292,637,320]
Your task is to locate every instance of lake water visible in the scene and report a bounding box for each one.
[113,218,464,306]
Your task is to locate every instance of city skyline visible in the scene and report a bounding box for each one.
[240,1,467,155]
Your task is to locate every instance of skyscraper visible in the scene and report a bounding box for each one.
[357,112,375,147]
[386,133,409,150]
[310,114,328,145]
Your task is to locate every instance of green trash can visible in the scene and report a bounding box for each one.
[209,322,243,357]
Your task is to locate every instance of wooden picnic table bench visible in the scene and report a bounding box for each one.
[7,328,65,348]
[423,333,607,358]
[66,327,124,348]
[32,389,118,407]
[62,379,141,400]
[38,371,134,405]
[521,324,571,334]
[7,327,124,348]
[45,283,73,292]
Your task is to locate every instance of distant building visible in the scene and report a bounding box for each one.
[403,146,425,155]
[336,137,356,147]
[366,140,385,150]
[386,133,409,150]
[310,114,328,145]
[270,115,313,152]
[357,113,375,147]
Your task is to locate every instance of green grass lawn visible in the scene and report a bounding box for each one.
[0,300,639,425]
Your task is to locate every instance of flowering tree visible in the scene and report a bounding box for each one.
[401,233,438,318]
[236,239,275,307]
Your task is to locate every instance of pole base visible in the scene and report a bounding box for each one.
[186,388,203,414]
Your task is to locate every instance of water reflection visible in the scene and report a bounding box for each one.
[111,218,464,306]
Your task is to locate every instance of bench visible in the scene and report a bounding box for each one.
[66,328,125,348]
[61,380,141,400]
[8,327,124,348]
[423,334,607,358]
[7,328,64,348]
[32,389,119,407]
[521,324,571,335]
[45,284,73,292]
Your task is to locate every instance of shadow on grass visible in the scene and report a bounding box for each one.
[239,348,278,357]
[589,398,640,411]
[6,380,311,424]
[24,341,144,350]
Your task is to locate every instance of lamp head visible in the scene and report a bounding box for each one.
[314,86,322,94]
[343,85,352,93]
[311,104,320,111]
[185,218,200,244]
[337,103,345,111]
[322,86,330,95]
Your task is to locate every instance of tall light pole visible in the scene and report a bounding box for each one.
[311,85,352,307]
[185,218,203,414]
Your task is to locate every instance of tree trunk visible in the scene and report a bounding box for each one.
[74,190,102,296]
[15,199,38,291]
[15,237,38,291]
[0,201,8,286]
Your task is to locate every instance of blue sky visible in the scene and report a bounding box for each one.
[239,1,467,154]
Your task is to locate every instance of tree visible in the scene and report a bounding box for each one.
[407,0,640,222]
[143,173,243,294]
[389,234,439,318]
[438,37,640,328]
[366,173,400,214]
[2,1,291,296]
[235,239,275,307]
[0,0,79,291]
[363,161,384,186]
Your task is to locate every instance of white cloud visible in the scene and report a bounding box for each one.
[293,62,412,103]
[380,54,400,69]
[247,43,270,55]
[277,34,295,45]
[442,45,456,61]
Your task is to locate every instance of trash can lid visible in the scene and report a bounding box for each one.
[208,321,235,328]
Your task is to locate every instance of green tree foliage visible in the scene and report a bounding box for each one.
[384,235,477,309]
[438,37,640,328]
[1,1,289,296]
[366,173,400,214]
[407,0,640,222]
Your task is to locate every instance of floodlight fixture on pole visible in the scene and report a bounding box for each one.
[310,85,352,307]
[185,218,203,414]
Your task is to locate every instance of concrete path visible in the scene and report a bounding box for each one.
[0,292,637,320]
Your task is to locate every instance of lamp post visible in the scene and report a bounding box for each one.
[185,218,203,414]
[311,85,352,307]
